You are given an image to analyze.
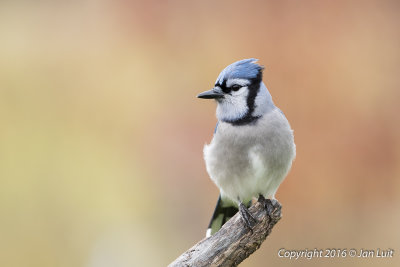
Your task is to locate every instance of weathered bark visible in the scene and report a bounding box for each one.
[169,200,282,267]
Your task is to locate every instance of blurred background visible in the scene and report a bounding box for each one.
[0,1,399,266]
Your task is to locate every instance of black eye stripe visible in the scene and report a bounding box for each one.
[215,81,243,93]
[215,80,230,93]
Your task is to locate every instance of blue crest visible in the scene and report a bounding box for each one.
[216,58,263,84]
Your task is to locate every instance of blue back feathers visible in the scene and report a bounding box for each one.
[216,58,264,85]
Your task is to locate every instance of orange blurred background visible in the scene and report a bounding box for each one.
[0,1,399,266]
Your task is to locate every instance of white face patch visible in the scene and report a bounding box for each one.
[230,86,247,97]
[215,81,275,122]
[226,78,251,98]
[216,85,249,122]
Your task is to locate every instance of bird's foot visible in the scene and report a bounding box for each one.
[258,195,281,218]
[239,202,257,233]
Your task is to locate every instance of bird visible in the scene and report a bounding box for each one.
[197,59,296,237]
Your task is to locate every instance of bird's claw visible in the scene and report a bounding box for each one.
[258,195,281,218]
[239,202,257,233]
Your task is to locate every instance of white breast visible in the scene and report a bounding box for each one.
[203,108,295,204]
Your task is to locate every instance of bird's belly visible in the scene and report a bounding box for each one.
[204,139,287,203]
[203,118,295,203]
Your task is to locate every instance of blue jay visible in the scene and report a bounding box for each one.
[197,59,295,237]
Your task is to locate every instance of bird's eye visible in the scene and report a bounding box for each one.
[231,84,242,91]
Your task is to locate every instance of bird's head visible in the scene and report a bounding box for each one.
[198,59,274,125]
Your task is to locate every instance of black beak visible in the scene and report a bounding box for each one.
[197,89,224,99]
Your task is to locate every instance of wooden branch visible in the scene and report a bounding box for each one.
[169,200,282,267]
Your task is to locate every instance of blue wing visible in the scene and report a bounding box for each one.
[214,121,219,134]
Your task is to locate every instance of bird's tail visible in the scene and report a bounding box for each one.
[206,195,238,237]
